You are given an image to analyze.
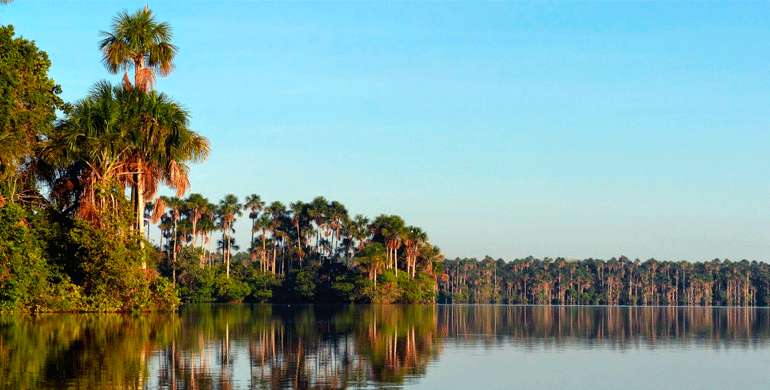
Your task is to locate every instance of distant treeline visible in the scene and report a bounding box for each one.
[438,256,770,306]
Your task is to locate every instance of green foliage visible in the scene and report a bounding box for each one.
[0,204,61,312]
[282,265,320,303]
[175,247,215,302]
[212,274,250,303]
[0,25,66,184]
[244,271,281,303]
[62,217,178,311]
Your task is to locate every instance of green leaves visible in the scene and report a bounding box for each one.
[0,25,65,186]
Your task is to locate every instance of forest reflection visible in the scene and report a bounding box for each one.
[150,305,440,389]
[2,305,770,389]
[437,305,770,349]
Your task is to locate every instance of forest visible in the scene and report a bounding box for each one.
[439,256,770,306]
[150,193,443,305]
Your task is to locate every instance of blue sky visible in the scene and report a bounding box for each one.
[3,1,769,262]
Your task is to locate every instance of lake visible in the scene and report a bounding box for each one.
[2,305,769,389]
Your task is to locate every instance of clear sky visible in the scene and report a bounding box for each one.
[3,1,769,262]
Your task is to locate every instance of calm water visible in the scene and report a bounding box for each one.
[2,305,770,389]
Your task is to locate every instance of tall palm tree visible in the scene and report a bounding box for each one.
[327,200,348,259]
[289,200,308,266]
[403,226,427,277]
[308,196,328,256]
[125,89,209,246]
[243,194,265,248]
[160,195,184,285]
[264,201,287,272]
[99,7,177,92]
[100,9,207,247]
[184,193,208,248]
[217,194,242,278]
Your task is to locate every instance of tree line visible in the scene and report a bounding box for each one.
[439,256,770,306]
[149,193,444,304]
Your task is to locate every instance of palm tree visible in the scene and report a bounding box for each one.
[370,214,405,275]
[264,201,287,272]
[308,196,328,256]
[197,214,217,267]
[47,81,209,268]
[43,81,133,223]
[184,193,208,248]
[143,200,155,240]
[403,226,427,277]
[99,7,177,92]
[100,9,208,247]
[351,214,370,251]
[327,200,348,259]
[218,194,242,278]
[289,200,308,266]
[357,243,387,289]
[243,194,265,247]
[255,213,272,272]
[161,195,184,285]
[125,89,209,246]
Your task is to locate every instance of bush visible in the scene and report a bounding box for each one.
[244,271,281,303]
[0,204,51,311]
[213,274,250,303]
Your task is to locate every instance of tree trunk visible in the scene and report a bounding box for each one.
[226,224,232,278]
[135,157,146,269]
[172,217,177,286]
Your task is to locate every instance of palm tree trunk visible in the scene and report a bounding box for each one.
[226,224,232,278]
[135,157,146,269]
[172,218,177,286]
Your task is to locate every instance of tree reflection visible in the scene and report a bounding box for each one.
[154,305,440,389]
[4,305,770,389]
[0,312,178,389]
[436,305,770,349]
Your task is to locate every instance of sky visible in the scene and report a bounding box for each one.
[3,1,769,262]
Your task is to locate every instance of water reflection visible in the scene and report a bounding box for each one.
[2,305,770,389]
[0,312,178,389]
[438,305,770,349]
[146,305,441,389]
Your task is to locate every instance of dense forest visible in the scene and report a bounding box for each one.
[439,256,770,306]
[0,7,440,312]
[149,193,443,304]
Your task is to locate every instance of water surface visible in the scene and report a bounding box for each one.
[2,305,769,389]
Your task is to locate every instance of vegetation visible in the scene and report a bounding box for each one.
[151,194,443,304]
[0,9,199,312]
[439,256,770,306]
